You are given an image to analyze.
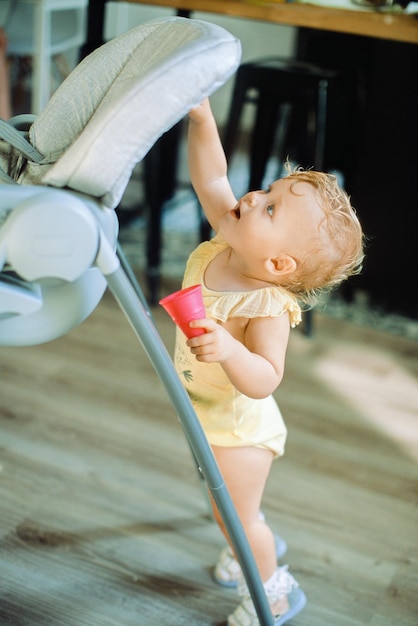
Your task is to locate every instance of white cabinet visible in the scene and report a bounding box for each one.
[4,0,88,113]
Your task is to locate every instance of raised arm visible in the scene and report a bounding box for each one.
[188,99,237,232]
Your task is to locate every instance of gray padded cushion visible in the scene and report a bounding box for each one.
[23,17,241,209]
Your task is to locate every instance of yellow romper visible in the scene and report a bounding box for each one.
[174,235,301,457]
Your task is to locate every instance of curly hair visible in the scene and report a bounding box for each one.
[280,166,365,305]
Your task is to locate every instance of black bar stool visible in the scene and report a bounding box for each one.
[223,56,339,182]
[222,57,340,335]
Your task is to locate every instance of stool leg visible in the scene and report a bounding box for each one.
[249,96,279,190]
[144,122,182,305]
[223,70,248,160]
[314,79,329,170]
[144,142,163,305]
[274,102,292,178]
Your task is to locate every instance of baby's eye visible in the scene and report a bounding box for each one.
[264,186,271,194]
[266,205,274,217]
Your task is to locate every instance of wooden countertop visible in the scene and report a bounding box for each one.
[122,0,418,44]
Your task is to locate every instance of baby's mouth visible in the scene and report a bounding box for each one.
[231,205,241,219]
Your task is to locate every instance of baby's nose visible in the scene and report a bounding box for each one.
[243,191,258,208]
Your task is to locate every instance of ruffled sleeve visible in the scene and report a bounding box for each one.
[204,286,302,328]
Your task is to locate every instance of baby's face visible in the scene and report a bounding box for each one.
[219,177,324,272]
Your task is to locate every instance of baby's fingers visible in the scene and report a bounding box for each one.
[188,318,217,336]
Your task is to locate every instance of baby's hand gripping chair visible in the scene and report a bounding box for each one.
[0,17,276,626]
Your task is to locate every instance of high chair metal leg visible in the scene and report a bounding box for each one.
[116,243,214,520]
[96,237,275,626]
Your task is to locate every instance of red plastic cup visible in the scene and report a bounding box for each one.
[159,284,206,338]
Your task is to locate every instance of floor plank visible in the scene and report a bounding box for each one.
[1,285,417,625]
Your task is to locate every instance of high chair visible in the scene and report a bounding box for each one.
[0,17,277,626]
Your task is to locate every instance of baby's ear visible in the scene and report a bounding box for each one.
[265,254,297,277]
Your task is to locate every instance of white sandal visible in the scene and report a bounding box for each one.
[227,565,306,626]
[213,534,288,588]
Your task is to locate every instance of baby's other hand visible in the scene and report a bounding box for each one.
[186,319,237,363]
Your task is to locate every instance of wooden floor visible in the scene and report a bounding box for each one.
[1,275,417,626]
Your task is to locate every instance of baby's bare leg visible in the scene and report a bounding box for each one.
[210,444,277,582]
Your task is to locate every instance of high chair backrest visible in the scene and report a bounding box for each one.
[0,17,241,346]
[12,16,241,209]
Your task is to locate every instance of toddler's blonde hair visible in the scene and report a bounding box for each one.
[281,166,364,305]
